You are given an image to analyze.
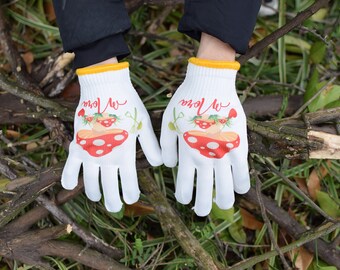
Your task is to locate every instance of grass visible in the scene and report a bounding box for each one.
[0,0,339,269]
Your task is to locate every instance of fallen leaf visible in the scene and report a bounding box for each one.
[21,51,34,73]
[5,130,21,139]
[240,208,263,230]
[0,178,11,192]
[307,161,330,200]
[1,62,11,72]
[211,203,234,222]
[249,27,268,46]
[124,201,154,217]
[44,0,56,21]
[26,142,38,151]
[311,8,328,21]
[291,247,314,270]
[290,159,309,194]
[228,219,246,243]
[295,177,309,194]
[288,208,297,219]
[316,191,340,218]
[60,81,80,101]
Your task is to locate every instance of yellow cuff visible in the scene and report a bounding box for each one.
[188,57,240,70]
[76,62,129,76]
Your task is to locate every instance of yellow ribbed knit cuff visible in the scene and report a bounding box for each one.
[188,57,240,70]
[76,62,129,76]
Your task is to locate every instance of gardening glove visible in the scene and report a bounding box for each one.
[161,58,250,216]
[62,63,162,212]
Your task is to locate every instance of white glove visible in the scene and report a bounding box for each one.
[161,58,250,216]
[62,63,162,212]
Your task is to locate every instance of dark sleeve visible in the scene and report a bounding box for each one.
[178,0,261,54]
[53,0,131,68]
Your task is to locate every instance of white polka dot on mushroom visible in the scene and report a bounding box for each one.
[107,144,112,147]
[187,136,197,143]
[80,140,86,145]
[96,149,104,155]
[209,152,216,156]
[227,143,234,148]
[115,135,125,140]
[207,142,219,149]
[93,139,105,146]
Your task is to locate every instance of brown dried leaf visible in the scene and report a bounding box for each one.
[307,161,330,200]
[60,81,80,101]
[290,160,309,194]
[5,130,21,139]
[291,247,314,270]
[295,177,308,194]
[44,0,56,21]
[26,142,38,151]
[1,63,11,72]
[22,51,34,73]
[124,201,154,217]
[240,208,264,230]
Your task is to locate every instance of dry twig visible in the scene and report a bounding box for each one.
[36,194,123,260]
[251,159,292,270]
[139,169,221,270]
[241,189,340,268]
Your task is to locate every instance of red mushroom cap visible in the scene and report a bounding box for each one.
[183,130,240,158]
[76,129,128,157]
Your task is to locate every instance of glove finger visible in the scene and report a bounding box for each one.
[214,161,235,209]
[174,153,195,205]
[61,154,82,190]
[101,166,123,213]
[231,159,250,194]
[193,167,214,217]
[83,162,101,201]
[138,115,162,166]
[119,163,140,205]
[160,110,178,167]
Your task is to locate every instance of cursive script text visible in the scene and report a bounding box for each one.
[82,97,127,113]
[178,98,230,115]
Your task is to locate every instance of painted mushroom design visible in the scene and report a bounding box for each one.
[183,130,240,159]
[183,108,240,158]
[96,116,116,127]
[194,118,215,129]
[77,129,128,157]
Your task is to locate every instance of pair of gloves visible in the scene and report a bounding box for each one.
[62,58,249,216]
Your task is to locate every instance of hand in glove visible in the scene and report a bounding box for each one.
[161,58,249,216]
[62,63,162,212]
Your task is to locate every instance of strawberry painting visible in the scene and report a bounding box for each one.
[78,108,85,117]
[80,112,119,127]
[194,118,215,129]
[96,115,117,127]
[228,108,237,119]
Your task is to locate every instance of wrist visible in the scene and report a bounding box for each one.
[197,33,236,61]
[76,62,131,96]
[88,57,118,67]
[188,58,240,70]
